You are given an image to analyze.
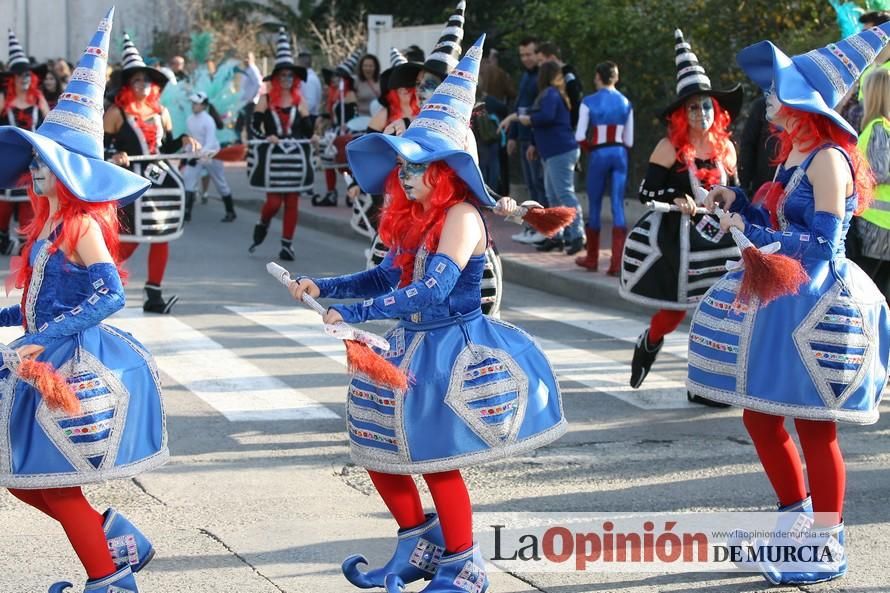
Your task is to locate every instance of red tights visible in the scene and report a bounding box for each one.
[743,410,845,525]
[0,201,34,234]
[261,192,299,240]
[325,169,337,192]
[8,487,116,579]
[119,241,169,286]
[368,470,473,554]
[648,309,686,345]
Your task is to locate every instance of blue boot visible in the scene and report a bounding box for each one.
[49,565,138,593]
[103,508,155,573]
[386,543,487,593]
[763,522,846,585]
[342,513,445,588]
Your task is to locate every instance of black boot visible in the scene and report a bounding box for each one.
[0,231,11,256]
[221,195,236,222]
[143,284,178,314]
[248,221,269,253]
[630,329,663,388]
[184,191,196,223]
[279,239,295,261]
[312,190,337,207]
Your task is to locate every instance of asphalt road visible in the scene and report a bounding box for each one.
[0,172,887,593]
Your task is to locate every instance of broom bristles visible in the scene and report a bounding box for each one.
[344,340,409,390]
[736,247,809,306]
[18,359,81,416]
[523,207,576,237]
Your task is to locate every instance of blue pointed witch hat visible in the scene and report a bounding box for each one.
[738,23,890,138]
[0,7,149,205]
[347,34,492,207]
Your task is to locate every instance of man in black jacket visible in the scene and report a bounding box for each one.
[538,42,583,128]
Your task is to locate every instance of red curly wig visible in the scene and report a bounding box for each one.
[326,77,354,115]
[17,180,126,324]
[268,75,303,108]
[377,162,471,286]
[3,73,44,113]
[385,89,420,125]
[114,82,162,116]
[754,106,874,224]
[667,97,735,186]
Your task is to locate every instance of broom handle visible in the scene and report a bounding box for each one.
[644,201,710,215]
[126,152,213,162]
[266,262,328,315]
[713,207,755,249]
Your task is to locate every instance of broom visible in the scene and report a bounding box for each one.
[266,263,409,390]
[713,206,809,305]
[1,347,81,415]
[499,200,577,237]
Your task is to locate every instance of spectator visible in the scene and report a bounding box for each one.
[480,48,516,196]
[738,92,779,196]
[852,67,890,301]
[538,42,582,128]
[508,36,547,244]
[170,55,188,83]
[573,61,633,274]
[235,51,263,142]
[472,90,503,189]
[53,58,71,86]
[501,61,584,254]
[298,50,323,117]
[36,66,62,109]
[839,11,890,130]
[355,54,381,116]
[404,44,425,62]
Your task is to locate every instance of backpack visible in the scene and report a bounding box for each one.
[472,105,500,145]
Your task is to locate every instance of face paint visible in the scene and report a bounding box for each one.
[398,160,431,201]
[279,71,295,89]
[19,74,31,90]
[764,84,781,123]
[686,96,715,131]
[29,153,51,196]
[416,74,440,106]
[131,77,150,96]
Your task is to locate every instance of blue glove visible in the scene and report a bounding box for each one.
[331,253,462,323]
[727,186,771,227]
[744,211,843,262]
[0,305,22,328]
[24,262,125,348]
[312,251,401,300]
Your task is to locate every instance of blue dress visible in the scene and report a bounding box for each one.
[687,147,890,423]
[0,239,168,488]
[324,246,566,474]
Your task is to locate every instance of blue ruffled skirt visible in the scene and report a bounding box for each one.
[346,308,566,473]
[687,258,889,424]
[0,324,168,488]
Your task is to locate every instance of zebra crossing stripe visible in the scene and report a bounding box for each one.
[110,308,339,422]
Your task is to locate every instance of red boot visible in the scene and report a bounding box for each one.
[606,226,627,276]
[575,228,600,271]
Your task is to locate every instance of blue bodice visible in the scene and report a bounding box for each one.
[410,250,485,323]
[776,161,855,259]
[25,240,106,333]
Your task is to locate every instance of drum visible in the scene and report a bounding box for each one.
[247,139,315,192]
[366,233,503,318]
[119,160,186,243]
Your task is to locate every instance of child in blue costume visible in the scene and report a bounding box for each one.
[290,36,565,593]
[0,9,167,593]
[690,25,890,585]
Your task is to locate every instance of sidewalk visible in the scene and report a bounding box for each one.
[225,162,650,314]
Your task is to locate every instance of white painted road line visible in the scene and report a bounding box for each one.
[227,306,350,367]
[510,305,690,360]
[233,305,691,410]
[111,308,339,422]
